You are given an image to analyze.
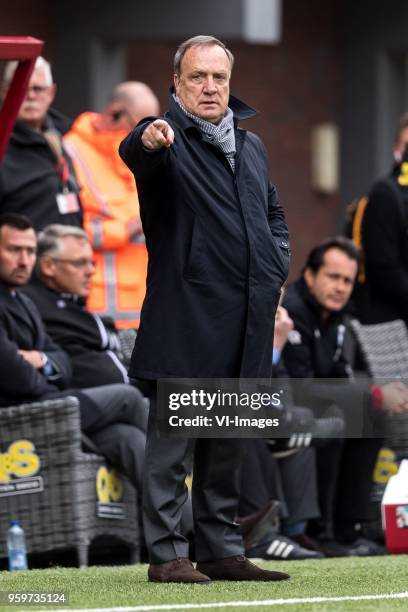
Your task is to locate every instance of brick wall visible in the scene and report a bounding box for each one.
[0,0,54,58]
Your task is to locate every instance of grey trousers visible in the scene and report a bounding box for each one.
[80,384,148,492]
[239,439,319,526]
[141,385,245,564]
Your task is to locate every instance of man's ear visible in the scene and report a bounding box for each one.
[394,148,403,163]
[39,255,55,280]
[304,267,315,289]
[174,73,180,94]
[47,83,57,107]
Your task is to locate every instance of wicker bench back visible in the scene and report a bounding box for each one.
[0,396,140,567]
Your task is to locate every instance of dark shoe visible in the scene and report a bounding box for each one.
[148,558,210,583]
[237,500,281,550]
[310,538,354,558]
[312,538,355,558]
[291,533,329,557]
[247,534,324,560]
[343,537,386,557]
[196,555,289,581]
[306,534,386,558]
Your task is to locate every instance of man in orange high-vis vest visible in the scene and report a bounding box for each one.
[64,82,160,329]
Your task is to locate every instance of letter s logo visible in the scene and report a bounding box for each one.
[10,440,40,478]
[0,440,40,483]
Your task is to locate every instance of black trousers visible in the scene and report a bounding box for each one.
[239,439,319,525]
[312,437,382,538]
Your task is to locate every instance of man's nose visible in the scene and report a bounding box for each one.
[24,87,36,101]
[203,76,217,93]
[85,263,96,276]
[335,280,347,293]
[18,251,30,266]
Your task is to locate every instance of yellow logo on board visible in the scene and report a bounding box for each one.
[0,440,40,483]
[96,467,124,503]
[373,448,398,484]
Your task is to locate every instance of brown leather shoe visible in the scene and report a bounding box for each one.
[196,555,290,581]
[148,558,210,583]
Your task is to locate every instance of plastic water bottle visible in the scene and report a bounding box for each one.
[7,521,28,571]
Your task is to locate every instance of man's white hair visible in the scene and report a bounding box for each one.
[3,56,53,86]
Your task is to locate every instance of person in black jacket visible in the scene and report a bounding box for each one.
[119,35,290,583]
[0,57,82,230]
[0,213,147,494]
[24,224,128,389]
[283,236,408,555]
[357,114,408,324]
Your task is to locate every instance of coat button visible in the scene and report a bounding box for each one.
[280,241,289,248]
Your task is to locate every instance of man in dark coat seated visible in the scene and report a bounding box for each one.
[120,35,290,583]
[282,236,408,556]
[0,213,147,494]
[24,224,129,389]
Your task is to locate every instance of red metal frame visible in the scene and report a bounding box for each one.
[0,37,44,160]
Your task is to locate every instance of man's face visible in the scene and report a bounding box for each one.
[0,226,37,287]
[43,236,95,298]
[17,67,56,130]
[304,248,358,314]
[174,44,231,125]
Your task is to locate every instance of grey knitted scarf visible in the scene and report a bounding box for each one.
[174,94,236,171]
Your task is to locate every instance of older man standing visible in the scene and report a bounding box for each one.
[0,57,82,230]
[120,36,290,583]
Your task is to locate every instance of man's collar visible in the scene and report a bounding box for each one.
[59,292,86,306]
[31,276,86,306]
[167,87,257,131]
[0,282,16,298]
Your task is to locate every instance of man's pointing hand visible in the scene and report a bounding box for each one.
[142,119,175,149]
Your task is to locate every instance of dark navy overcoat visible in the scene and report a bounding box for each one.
[119,93,290,379]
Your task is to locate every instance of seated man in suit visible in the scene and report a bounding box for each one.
[282,236,408,555]
[24,223,130,389]
[0,213,147,494]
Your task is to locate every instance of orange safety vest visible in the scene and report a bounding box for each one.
[65,113,147,329]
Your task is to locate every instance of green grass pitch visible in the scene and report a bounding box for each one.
[1,556,408,612]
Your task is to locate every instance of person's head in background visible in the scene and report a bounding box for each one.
[2,57,56,131]
[0,213,36,288]
[302,236,361,319]
[96,81,160,132]
[36,224,94,299]
[394,112,408,163]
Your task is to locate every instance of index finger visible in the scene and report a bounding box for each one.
[150,120,174,147]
